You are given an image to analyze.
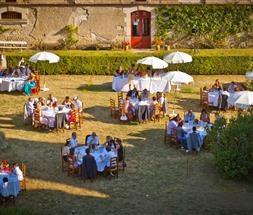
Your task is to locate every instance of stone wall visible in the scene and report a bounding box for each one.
[0,6,129,49]
[0,0,252,5]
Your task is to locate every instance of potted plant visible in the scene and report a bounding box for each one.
[152,37,164,51]
[122,40,130,51]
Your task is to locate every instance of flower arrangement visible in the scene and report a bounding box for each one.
[122,40,130,50]
[152,37,164,46]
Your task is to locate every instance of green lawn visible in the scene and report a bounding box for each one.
[1,75,253,215]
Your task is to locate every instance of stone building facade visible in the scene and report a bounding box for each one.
[0,0,252,49]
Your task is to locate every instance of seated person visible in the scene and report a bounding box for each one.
[82,148,97,180]
[212,79,223,91]
[187,126,202,152]
[126,85,138,99]
[33,104,48,128]
[146,67,152,77]
[105,146,116,168]
[184,110,195,123]
[12,67,21,77]
[227,81,237,93]
[176,121,188,150]
[176,113,183,124]
[26,97,34,117]
[167,117,178,136]
[122,96,135,121]
[73,96,83,112]
[141,89,149,100]
[105,136,114,146]
[200,109,210,123]
[47,94,57,107]
[157,92,167,115]
[62,140,70,162]
[86,132,99,146]
[25,64,32,77]
[12,163,24,181]
[70,132,78,148]
[38,97,46,106]
[114,138,125,163]
[23,76,36,96]
[62,96,72,107]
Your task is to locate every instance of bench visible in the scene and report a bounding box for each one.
[0,41,27,50]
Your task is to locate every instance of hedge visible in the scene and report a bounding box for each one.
[5,50,253,75]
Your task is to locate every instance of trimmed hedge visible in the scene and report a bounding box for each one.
[5,50,253,75]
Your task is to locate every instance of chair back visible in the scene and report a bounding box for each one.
[85,135,91,145]
[110,157,118,170]
[110,98,116,109]
[117,92,123,107]
[33,109,41,127]
[21,162,26,191]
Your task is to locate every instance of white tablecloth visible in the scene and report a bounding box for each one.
[112,76,171,93]
[183,122,208,145]
[74,145,117,172]
[0,173,21,197]
[41,106,70,128]
[0,77,26,92]
[208,91,219,107]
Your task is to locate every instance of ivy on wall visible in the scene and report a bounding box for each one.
[64,25,79,48]
[156,5,253,48]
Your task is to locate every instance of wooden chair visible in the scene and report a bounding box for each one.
[153,103,163,122]
[110,98,119,118]
[67,155,79,176]
[117,92,123,108]
[20,162,26,191]
[200,88,209,109]
[107,157,118,178]
[33,110,42,128]
[164,121,178,146]
[31,75,40,95]
[69,111,81,130]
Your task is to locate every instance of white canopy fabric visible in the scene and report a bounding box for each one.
[29,51,60,64]
[245,71,253,80]
[137,56,168,69]
[162,71,194,85]
[227,91,253,109]
[163,51,192,64]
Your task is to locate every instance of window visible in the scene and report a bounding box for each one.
[132,18,140,37]
[5,0,17,2]
[142,18,150,36]
[1,11,22,20]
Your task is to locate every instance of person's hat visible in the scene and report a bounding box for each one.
[73,96,78,100]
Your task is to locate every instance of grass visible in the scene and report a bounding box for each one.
[1,75,253,215]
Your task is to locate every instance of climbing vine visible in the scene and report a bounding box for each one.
[0,26,9,34]
[156,5,253,48]
[64,24,79,48]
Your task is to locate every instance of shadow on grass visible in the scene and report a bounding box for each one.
[77,82,112,92]
[84,105,138,125]
[0,113,51,133]
[175,97,202,113]
[0,91,25,97]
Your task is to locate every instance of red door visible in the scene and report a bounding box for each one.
[131,11,151,49]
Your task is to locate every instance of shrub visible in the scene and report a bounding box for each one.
[5,50,253,75]
[207,114,253,179]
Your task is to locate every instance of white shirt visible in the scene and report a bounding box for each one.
[26,101,34,116]
[86,135,99,146]
[74,99,82,111]
[70,137,78,148]
[13,166,24,181]
[105,151,116,167]
[167,120,177,135]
